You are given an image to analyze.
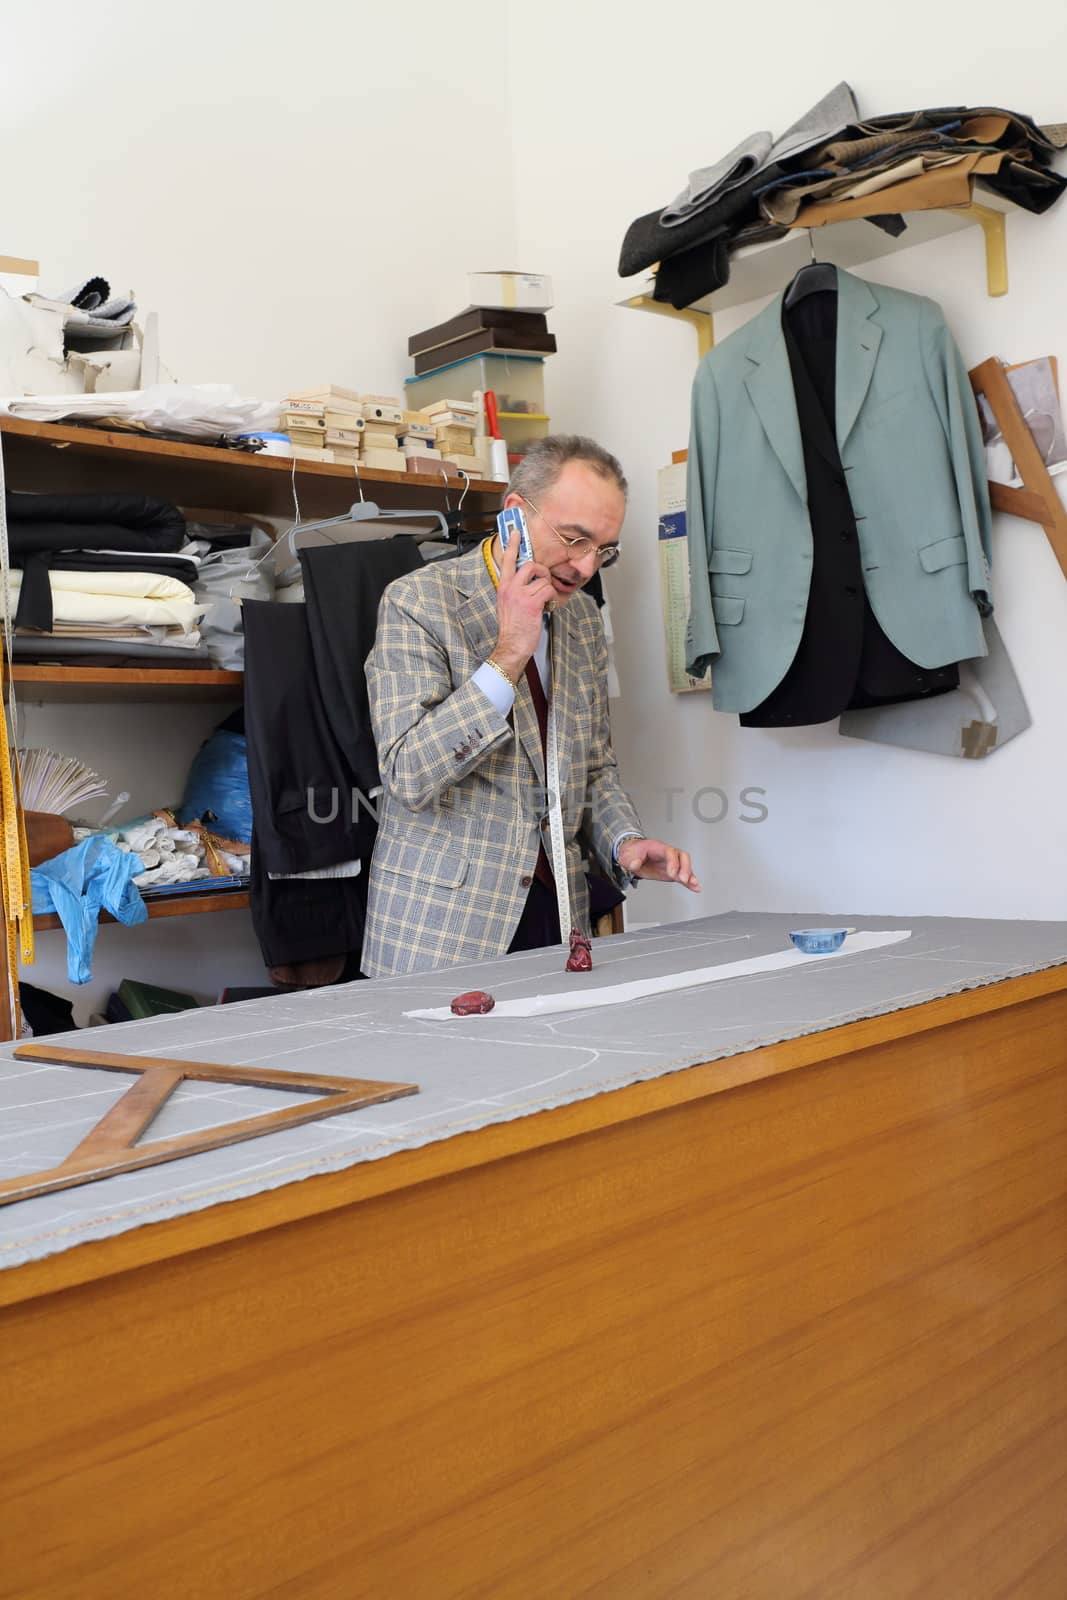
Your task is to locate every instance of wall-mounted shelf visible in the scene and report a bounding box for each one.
[0,409,508,1042]
[620,194,1014,354]
[0,417,505,520]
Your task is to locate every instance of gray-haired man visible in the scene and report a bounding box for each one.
[362,435,699,977]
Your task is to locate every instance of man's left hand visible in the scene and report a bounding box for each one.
[617,837,701,891]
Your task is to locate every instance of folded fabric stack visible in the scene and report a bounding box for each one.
[620,84,1067,308]
[5,490,214,665]
[9,567,203,647]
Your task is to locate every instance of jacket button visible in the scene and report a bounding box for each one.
[844,585,858,596]
[520,874,533,887]
[840,529,853,541]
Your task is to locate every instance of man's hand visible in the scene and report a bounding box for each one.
[617,837,701,891]
[491,525,555,681]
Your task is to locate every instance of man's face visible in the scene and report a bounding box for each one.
[505,461,625,605]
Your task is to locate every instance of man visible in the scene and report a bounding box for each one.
[362,435,699,977]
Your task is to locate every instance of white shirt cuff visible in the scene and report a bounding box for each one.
[472,662,515,717]
[612,831,643,865]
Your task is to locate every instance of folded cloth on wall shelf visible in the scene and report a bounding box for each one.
[0,382,281,442]
[16,569,196,601]
[11,635,215,666]
[9,562,201,633]
[5,490,187,631]
[762,145,1005,225]
[18,549,202,585]
[21,625,204,649]
[622,96,1067,309]
[788,150,1006,229]
[5,491,186,553]
[7,572,202,633]
[658,80,858,230]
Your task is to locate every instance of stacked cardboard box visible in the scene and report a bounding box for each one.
[406,282,557,473]
[407,305,556,375]
[281,385,368,465]
[358,395,405,472]
[420,398,483,474]
[399,411,441,472]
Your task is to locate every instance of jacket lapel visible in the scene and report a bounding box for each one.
[834,268,883,447]
[456,547,545,784]
[744,298,807,504]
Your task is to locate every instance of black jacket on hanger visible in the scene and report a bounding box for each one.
[740,289,958,728]
[244,537,424,973]
[298,537,424,796]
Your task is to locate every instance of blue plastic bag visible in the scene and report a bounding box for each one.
[31,836,147,985]
[178,729,252,843]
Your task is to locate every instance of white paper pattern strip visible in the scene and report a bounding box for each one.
[405,929,913,1020]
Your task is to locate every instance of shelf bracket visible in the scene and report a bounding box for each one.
[960,202,1008,297]
[619,292,714,358]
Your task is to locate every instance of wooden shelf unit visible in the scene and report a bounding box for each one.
[620,194,1014,355]
[33,889,251,933]
[0,417,505,520]
[10,664,244,703]
[0,417,507,1038]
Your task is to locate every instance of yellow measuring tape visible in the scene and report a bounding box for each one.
[0,432,35,1037]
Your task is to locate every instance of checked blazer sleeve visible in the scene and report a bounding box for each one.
[367,579,512,813]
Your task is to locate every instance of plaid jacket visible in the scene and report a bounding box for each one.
[362,546,642,976]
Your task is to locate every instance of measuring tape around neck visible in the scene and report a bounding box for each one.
[543,617,574,944]
[481,538,574,944]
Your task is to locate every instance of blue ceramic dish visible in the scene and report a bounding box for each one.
[789,927,848,955]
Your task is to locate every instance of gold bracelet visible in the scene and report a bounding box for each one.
[485,656,517,688]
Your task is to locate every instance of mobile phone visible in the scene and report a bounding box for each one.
[497,504,534,568]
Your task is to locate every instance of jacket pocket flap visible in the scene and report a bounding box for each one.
[919,534,967,573]
[377,837,469,889]
[708,547,754,575]
[711,594,745,625]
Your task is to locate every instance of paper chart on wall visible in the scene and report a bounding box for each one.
[658,458,711,695]
[405,929,913,1020]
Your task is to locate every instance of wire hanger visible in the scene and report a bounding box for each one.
[251,453,451,576]
[784,228,838,307]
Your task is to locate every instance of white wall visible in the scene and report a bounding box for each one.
[7,2,1067,1025]
[2,0,518,1020]
[0,1,518,396]
[506,1,1067,927]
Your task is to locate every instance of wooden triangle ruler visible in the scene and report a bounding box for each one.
[0,1042,417,1207]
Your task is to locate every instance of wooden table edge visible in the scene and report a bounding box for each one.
[2,962,1065,1309]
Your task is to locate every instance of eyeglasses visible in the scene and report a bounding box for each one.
[520,494,621,569]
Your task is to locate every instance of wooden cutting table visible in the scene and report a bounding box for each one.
[0,912,1064,1598]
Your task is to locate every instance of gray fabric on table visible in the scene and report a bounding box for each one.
[2,909,1066,1270]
